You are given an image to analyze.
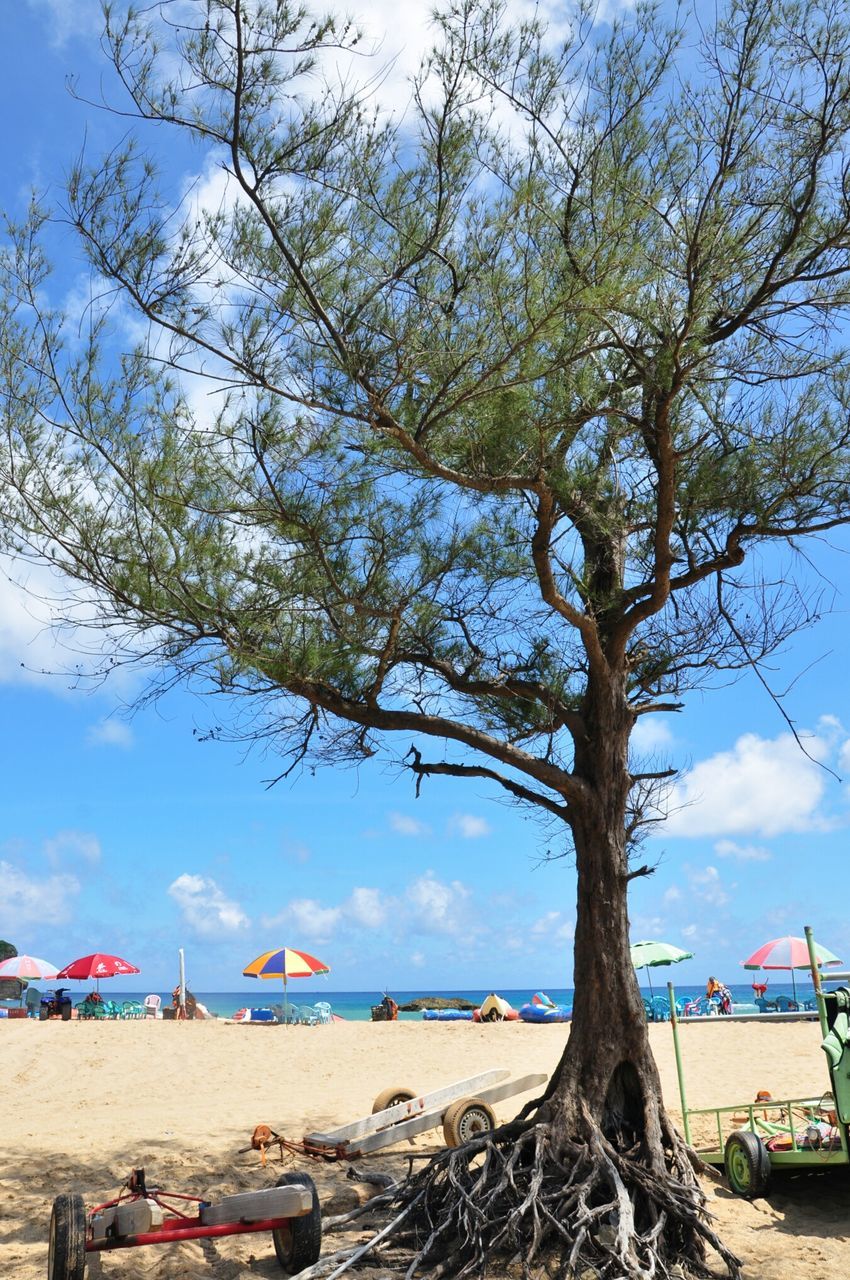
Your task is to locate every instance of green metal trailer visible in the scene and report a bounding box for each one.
[668,925,850,1197]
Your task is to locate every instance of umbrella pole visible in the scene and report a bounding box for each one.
[284,974,288,1025]
[792,968,798,1005]
[647,969,654,1001]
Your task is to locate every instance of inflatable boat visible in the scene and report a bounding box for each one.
[519,992,572,1023]
[422,1008,475,1020]
[228,1007,277,1023]
[518,1002,572,1023]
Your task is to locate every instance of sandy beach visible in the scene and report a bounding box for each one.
[2,1016,846,1279]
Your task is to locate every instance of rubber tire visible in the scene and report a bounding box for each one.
[61,1003,72,1022]
[724,1130,771,1199]
[371,1086,416,1114]
[48,1194,87,1280]
[272,1172,322,1273]
[442,1097,496,1148]
[39,1005,49,1021]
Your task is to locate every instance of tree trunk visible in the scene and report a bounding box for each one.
[357,674,743,1277]
[543,675,669,1172]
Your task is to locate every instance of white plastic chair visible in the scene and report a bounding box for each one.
[143,994,162,1017]
[314,1001,333,1024]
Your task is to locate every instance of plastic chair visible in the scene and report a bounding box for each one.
[650,996,671,1022]
[143,994,162,1018]
[299,1005,319,1025]
[24,987,41,1018]
[314,1001,333,1024]
[79,999,107,1019]
[122,1000,144,1019]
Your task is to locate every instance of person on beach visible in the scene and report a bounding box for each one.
[705,976,732,1014]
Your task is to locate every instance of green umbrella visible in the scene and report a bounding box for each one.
[631,940,694,1001]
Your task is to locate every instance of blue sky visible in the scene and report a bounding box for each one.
[2,0,850,996]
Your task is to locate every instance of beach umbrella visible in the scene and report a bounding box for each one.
[243,947,330,1023]
[0,954,60,981]
[631,940,694,1001]
[56,952,140,994]
[0,954,60,1004]
[741,935,841,1004]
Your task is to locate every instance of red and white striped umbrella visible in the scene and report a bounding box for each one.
[742,935,841,1003]
[0,954,60,981]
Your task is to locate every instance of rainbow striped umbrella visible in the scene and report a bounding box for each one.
[243,947,330,1023]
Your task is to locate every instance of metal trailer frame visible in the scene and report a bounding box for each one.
[251,1069,549,1162]
[304,1068,548,1157]
[48,1167,321,1277]
[667,925,850,1188]
[84,1187,312,1255]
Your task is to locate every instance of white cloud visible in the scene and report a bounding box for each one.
[261,886,388,940]
[662,886,682,903]
[664,731,829,838]
[86,719,134,749]
[410,951,426,967]
[389,812,431,837]
[347,887,387,928]
[840,739,850,776]
[631,717,674,754]
[168,873,250,937]
[714,839,771,863]
[44,830,102,867]
[530,910,574,942]
[407,872,471,935]
[0,560,68,687]
[687,865,729,908]
[283,898,343,941]
[0,860,80,929]
[26,0,103,47]
[449,814,492,839]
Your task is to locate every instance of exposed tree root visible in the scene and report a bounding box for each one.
[320,1114,742,1280]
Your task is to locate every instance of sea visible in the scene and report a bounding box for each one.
[13,981,821,1020]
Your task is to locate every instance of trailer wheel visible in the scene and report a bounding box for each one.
[371,1086,416,1114]
[443,1097,496,1147]
[724,1130,770,1199]
[272,1172,322,1273]
[48,1194,87,1280]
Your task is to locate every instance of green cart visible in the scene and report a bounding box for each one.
[668,925,850,1197]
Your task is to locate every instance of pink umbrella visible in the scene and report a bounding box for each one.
[56,952,140,994]
[0,955,60,981]
[742,935,841,1004]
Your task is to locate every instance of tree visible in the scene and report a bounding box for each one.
[3,0,850,1273]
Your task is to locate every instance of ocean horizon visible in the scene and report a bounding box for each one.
[5,980,822,1020]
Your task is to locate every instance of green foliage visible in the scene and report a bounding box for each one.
[3,0,850,811]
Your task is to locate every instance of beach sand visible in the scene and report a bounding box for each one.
[2,1016,846,1278]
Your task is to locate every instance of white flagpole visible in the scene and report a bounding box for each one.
[178,948,186,1018]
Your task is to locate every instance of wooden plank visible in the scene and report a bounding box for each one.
[305,1069,510,1146]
